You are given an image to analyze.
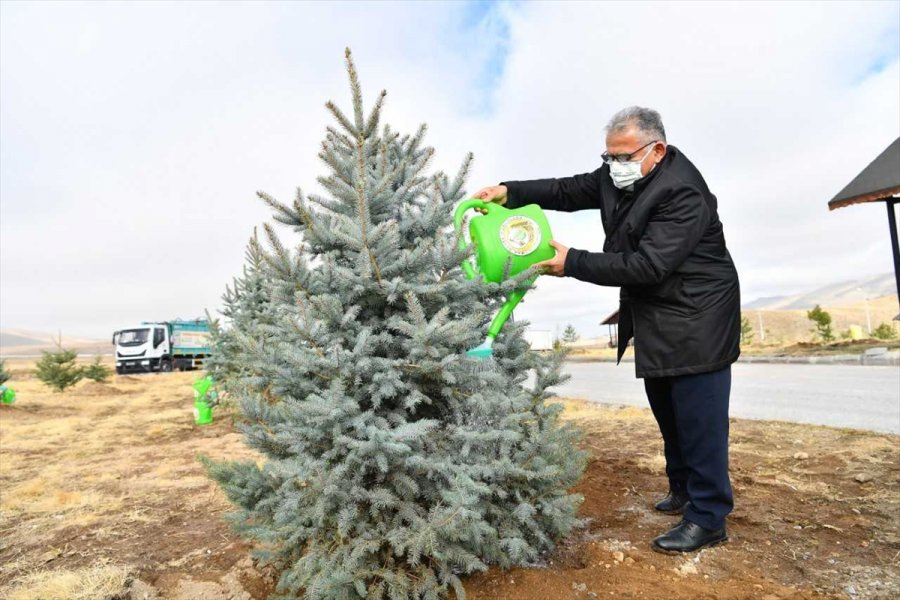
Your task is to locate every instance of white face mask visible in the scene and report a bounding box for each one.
[609,144,656,190]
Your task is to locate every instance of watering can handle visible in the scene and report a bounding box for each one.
[454,199,497,280]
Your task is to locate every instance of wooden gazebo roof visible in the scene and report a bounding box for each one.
[829,137,900,210]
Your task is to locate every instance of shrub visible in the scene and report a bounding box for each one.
[872,323,897,340]
[81,357,112,383]
[806,304,834,342]
[562,323,579,344]
[35,346,83,392]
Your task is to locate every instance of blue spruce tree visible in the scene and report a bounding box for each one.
[205,50,587,600]
[206,228,276,405]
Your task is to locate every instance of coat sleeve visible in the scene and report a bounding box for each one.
[501,168,604,211]
[563,185,710,286]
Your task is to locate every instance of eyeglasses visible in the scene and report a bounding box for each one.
[601,140,659,165]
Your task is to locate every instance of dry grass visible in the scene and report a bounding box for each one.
[0,361,256,589]
[553,397,648,421]
[4,564,130,600]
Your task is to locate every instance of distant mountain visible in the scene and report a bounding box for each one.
[742,295,787,310]
[0,331,47,347]
[0,329,108,355]
[743,273,897,310]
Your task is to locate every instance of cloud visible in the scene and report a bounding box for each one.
[1,1,898,341]
[0,1,483,337]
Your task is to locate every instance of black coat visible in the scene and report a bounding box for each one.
[502,146,741,378]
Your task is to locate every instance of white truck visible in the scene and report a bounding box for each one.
[523,329,554,351]
[112,319,211,374]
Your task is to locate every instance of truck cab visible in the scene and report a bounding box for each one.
[112,319,210,374]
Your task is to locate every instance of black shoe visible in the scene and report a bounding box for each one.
[652,520,728,554]
[654,490,689,515]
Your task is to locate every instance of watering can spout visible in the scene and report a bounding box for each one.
[466,336,494,359]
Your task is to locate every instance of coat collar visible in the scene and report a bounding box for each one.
[599,145,679,235]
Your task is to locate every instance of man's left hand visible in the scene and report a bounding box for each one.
[534,240,569,277]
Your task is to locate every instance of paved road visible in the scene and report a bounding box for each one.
[554,361,900,434]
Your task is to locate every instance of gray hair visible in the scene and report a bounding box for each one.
[605,106,667,143]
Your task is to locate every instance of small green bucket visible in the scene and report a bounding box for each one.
[192,376,215,425]
[1,386,16,405]
[193,399,213,425]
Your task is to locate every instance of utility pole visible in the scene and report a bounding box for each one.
[857,287,872,334]
[757,311,765,343]
[864,296,872,334]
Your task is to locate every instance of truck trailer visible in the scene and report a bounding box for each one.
[112,319,211,374]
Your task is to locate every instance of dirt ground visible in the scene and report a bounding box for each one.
[1,359,897,599]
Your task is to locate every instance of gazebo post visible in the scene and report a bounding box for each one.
[887,198,900,307]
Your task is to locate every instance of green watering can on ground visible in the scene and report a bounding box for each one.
[0,386,16,405]
[192,377,215,425]
[454,199,556,358]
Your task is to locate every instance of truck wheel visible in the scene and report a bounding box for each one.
[160,360,173,373]
[116,367,123,375]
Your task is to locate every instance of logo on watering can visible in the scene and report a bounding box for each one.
[499,216,542,256]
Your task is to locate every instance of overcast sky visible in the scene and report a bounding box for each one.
[1,0,898,341]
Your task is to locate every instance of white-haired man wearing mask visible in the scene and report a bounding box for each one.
[474,107,741,553]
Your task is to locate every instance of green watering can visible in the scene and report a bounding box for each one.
[0,386,16,405]
[192,376,215,425]
[454,199,555,358]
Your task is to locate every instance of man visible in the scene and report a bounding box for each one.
[474,106,741,553]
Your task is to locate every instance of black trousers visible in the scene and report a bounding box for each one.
[644,365,734,530]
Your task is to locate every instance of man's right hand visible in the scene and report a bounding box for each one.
[473,185,508,205]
